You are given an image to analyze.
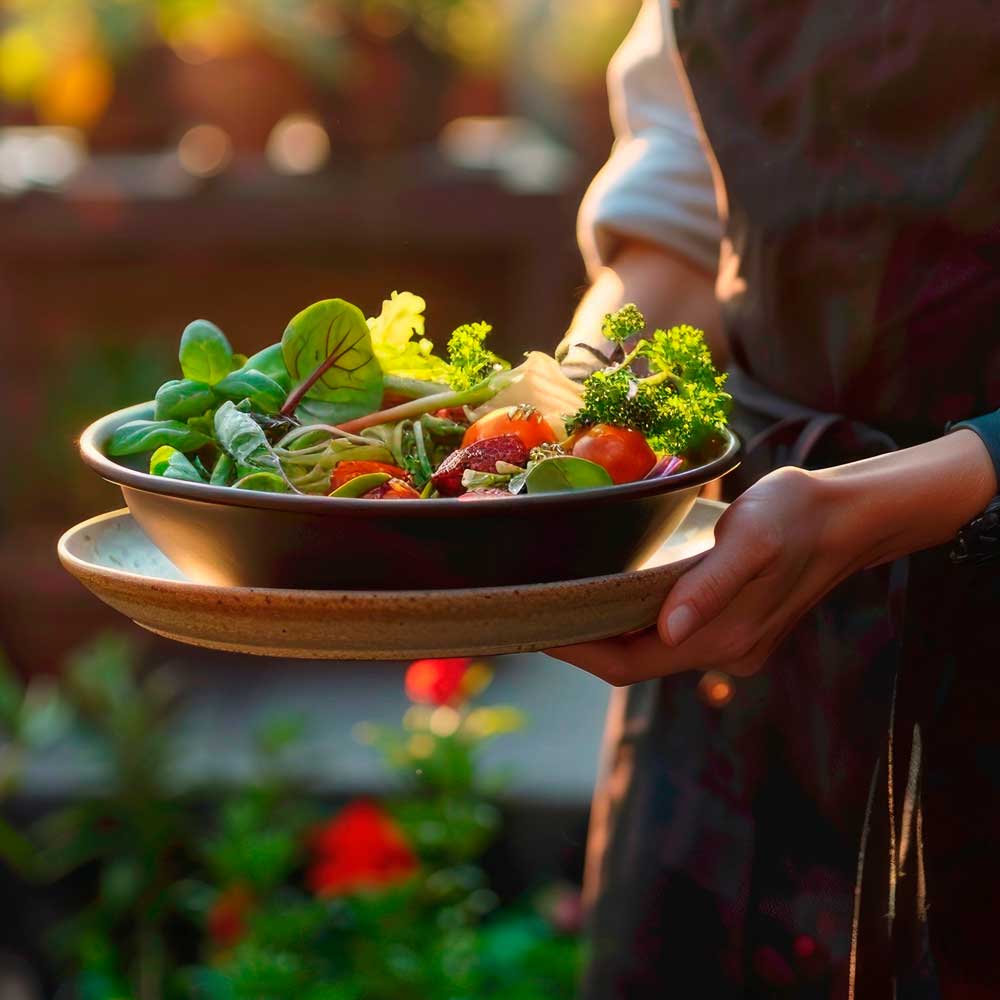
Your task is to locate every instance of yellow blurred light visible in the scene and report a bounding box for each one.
[0,28,50,101]
[698,671,735,708]
[266,113,330,175]
[160,4,251,63]
[428,705,461,738]
[460,661,493,700]
[463,706,525,739]
[37,51,112,129]
[177,123,232,178]
[407,733,435,759]
[403,705,433,731]
[441,0,508,70]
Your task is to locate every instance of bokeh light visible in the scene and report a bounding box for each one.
[38,52,113,129]
[698,671,735,708]
[266,113,331,175]
[177,123,233,178]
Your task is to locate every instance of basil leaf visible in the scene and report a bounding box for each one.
[154,379,216,421]
[149,446,206,483]
[233,471,288,493]
[213,401,281,474]
[329,472,391,498]
[214,369,287,414]
[107,420,212,457]
[210,453,236,486]
[179,319,234,385]
[524,456,613,494]
[240,344,292,391]
[282,299,383,421]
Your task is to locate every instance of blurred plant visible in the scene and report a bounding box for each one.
[0,641,584,999]
[0,0,634,130]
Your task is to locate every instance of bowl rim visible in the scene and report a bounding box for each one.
[80,402,741,516]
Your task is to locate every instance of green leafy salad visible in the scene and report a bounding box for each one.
[105,293,730,500]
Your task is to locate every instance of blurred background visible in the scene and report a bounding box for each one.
[0,1,640,997]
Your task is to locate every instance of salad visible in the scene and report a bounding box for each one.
[106,293,730,500]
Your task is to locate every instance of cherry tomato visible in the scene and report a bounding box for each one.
[331,461,409,491]
[569,425,657,484]
[462,406,557,450]
[362,478,422,500]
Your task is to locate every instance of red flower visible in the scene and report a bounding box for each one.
[404,657,489,706]
[207,884,253,950]
[308,800,418,898]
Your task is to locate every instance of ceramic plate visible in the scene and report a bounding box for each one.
[58,500,724,660]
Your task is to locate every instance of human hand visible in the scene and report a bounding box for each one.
[548,466,875,684]
[549,429,998,686]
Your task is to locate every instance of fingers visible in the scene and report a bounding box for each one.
[658,509,781,646]
[546,629,672,686]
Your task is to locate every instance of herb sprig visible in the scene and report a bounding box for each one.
[567,305,730,456]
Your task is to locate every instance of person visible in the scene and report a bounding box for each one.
[550,2,1000,997]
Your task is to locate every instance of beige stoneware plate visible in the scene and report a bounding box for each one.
[58,499,725,660]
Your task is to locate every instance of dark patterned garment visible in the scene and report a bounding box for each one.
[582,2,1000,998]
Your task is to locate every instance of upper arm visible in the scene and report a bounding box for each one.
[578,0,722,279]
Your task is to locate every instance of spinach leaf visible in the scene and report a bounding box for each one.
[280,299,383,421]
[210,453,236,486]
[149,446,206,483]
[214,369,287,414]
[107,420,212,457]
[233,471,288,493]
[213,401,281,474]
[524,456,613,494]
[239,344,292,391]
[179,319,234,385]
[154,379,216,421]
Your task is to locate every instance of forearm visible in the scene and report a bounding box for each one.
[559,239,726,376]
[816,429,998,569]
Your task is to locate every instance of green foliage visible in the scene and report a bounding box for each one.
[180,321,236,386]
[367,292,451,384]
[154,380,217,422]
[600,303,645,344]
[0,639,584,1000]
[213,370,288,415]
[570,305,731,456]
[107,419,212,457]
[213,402,282,478]
[280,299,384,423]
[149,446,206,483]
[446,322,508,392]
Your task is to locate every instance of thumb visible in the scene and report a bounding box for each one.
[658,514,779,646]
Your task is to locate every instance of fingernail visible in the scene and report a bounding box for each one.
[665,604,697,646]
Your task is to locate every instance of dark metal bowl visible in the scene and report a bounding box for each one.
[79,403,740,589]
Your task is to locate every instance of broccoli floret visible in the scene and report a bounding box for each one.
[446,322,508,391]
[568,308,730,457]
[601,303,645,344]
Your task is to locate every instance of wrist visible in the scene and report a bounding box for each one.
[811,429,997,568]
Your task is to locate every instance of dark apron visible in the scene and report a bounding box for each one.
[582,3,1000,997]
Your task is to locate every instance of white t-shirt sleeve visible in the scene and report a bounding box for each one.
[577,0,722,278]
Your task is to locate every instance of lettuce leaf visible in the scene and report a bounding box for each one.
[367,291,450,383]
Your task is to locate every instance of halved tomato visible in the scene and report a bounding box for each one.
[568,424,657,484]
[331,461,409,491]
[462,406,557,450]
